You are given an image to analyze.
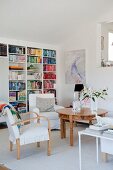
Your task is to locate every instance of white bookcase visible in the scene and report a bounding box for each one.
[0,43,57,116]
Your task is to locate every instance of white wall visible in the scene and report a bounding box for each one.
[0,57,9,102]
[59,22,113,111]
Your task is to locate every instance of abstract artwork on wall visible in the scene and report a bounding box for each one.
[65,49,85,84]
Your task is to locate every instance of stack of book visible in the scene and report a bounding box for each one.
[43,80,55,89]
[43,65,56,71]
[27,80,42,90]
[17,91,26,101]
[9,92,16,102]
[9,55,26,62]
[9,45,25,54]
[103,129,113,138]
[43,49,56,57]
[43,72,56,79]
[43,57,56,64]
[27,48,42,56]
[85,124,110,135]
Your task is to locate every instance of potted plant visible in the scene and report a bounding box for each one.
[80,87,108,111]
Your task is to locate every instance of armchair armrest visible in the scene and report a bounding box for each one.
[33,108,39,114]
[22,111,39,117]
[54,105,64,111]
[11,112,51,131]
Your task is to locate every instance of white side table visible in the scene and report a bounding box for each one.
[78,130,113,170]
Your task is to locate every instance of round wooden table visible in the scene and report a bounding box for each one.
[56,108,108,146]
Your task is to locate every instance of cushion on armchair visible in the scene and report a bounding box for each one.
[36,97,55,112]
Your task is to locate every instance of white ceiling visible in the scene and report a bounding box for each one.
[0,0,113,45]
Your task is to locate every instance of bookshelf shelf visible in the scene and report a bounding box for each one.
[43,79,56,80]
[27,62,42,64]
[10,100,26,102]
[44,88,55,90]
[43,63,56,65]
[9,80,25,81]
[9,62,25,64]
[9,53,26,56]
[43,71,56,72]
[27,79,42,81]
[27,69,39,72]
[43,56,56,59]
[9,70,26,72]
[27,89,42,91]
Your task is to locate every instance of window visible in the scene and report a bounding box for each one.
[108,32,113,61]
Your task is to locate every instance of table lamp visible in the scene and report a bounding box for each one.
[73,84,84,112]
[74,84,84,100]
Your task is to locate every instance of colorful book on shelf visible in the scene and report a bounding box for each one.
[9,65,24,70]
[17,82,26,90]
[43,72,56,79]
[43,49,56,57]
[9,92,16,102]
[17,90,26,101]
[43,65,56,71]
[9,82,17,90]
[17,107,26,113]
[9,45,25,54]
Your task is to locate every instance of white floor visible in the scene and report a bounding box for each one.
[0,124,113,170]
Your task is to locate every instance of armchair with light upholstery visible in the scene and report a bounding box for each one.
[3,107,51,160]
[29,93,64,130]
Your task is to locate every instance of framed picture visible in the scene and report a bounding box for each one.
[65,49,85,84]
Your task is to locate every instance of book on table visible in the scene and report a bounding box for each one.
[84,123,110,135]
[102,128,113,138]
[89,123,110,131]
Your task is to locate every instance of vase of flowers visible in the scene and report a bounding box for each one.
[90,97,98,112]
[80,87,108,112]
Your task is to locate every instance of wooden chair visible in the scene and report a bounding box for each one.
[3,107,51,160]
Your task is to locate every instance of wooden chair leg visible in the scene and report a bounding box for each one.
[37,142,40,147]
[101,152,108,162]
[47,140,51,156]
[10,141,13,151]
[16,139,20,160]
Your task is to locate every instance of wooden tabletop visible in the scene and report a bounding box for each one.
[56,107,108,116]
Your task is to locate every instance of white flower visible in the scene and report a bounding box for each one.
[80,87,108,102]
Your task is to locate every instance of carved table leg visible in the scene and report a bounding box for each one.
[89,119,92,125]
[60,117,64,139]
[69,115,74,146]
[63,120,66,138]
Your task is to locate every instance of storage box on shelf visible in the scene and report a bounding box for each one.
[8,45,27,113]
[43,49,56,97]
[0,43,7,56]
